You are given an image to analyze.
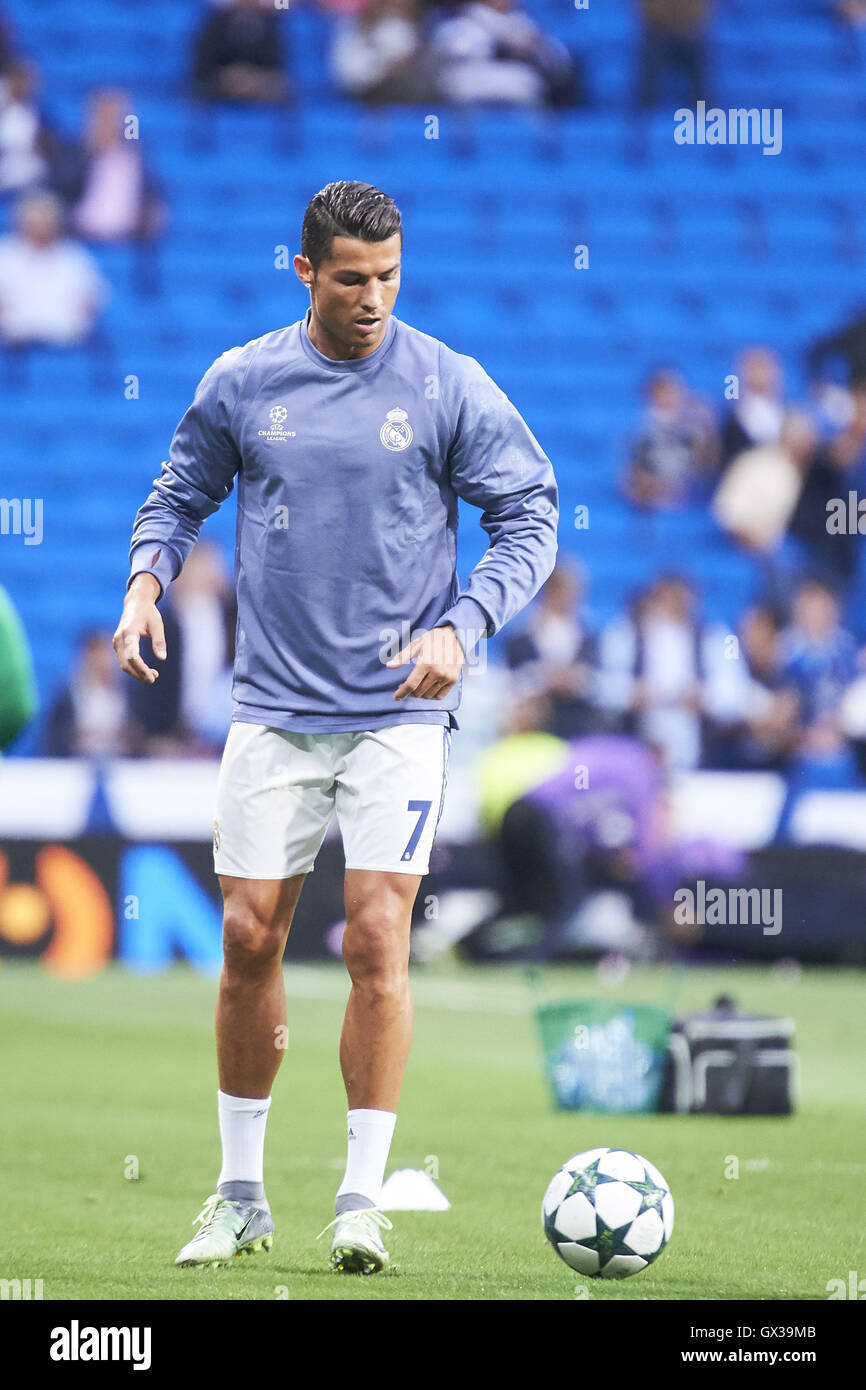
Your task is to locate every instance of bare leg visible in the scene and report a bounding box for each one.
[339,868,421,1111]
[216,873,306,1098]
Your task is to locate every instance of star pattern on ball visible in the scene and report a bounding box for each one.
[565,1158,604,1201]
[577,1214,637,1270]
[622,1175,668,1216]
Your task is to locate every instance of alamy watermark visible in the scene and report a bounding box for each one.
[826,1271,866,1299]
[675,102,782,157]
[674,880,782,936]
[379,622,487,673]
[1,1277,43,1299]
[0,497,43,545]
[50,1321,151,1370]
[826,491,866,535]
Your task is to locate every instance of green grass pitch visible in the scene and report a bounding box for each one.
[2,959,863,1301]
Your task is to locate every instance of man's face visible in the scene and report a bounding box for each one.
[543,569,579,615]
[794,585,837,640]
[295,233,402,358]
[742,348,779,397]
[89,93,125,150]
[20,197,60,247]
[83,637,114,684]
[651,578,692,621]
[649,373,682,415]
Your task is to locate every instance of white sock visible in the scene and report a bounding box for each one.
[216,1090,271,1197]
[335,1108,397,1210]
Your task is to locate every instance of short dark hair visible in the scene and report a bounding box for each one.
[301,181,402,270]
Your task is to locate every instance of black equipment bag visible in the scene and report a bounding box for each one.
[659,998,797,1115]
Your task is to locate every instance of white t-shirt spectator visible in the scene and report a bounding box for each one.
[69,675,129,757]
[0,98,47,193]
[177,593,231,740]
[432,3,548,105]
[597,614,748,770]
[0,234,107,345]
[332,17,418,96]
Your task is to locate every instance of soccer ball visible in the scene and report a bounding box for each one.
[542,1147,674,1279]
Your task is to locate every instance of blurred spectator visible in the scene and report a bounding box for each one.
[192,0,290,105]
[838,1,866,26]
[624,368,718,510]
[789,386,866,592]
[739,606,787,697]
[636,0,713,110]
[808,306,866,390]
[495,734,666,959]
[66,89,166,244]
[721,347,786,467]
[781,579,859,740]
[597,574,736,770]
[0,190,108,347]
[429,0,580,107]
[0,60,51,195]
[472,719,753,958]
[476,692,567,835]
[771,580,864,830]
[332,0,436,104]
[709,605,800,770]
[0,582,38,752]
[44,630,132,758]
[504,560,599,739]
[840,658,866,778]
[172,541,236,748]
[126,542,236,756]
[0,7,14,73]
[712,409,815,556]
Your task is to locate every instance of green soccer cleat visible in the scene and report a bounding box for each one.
[175,1193,274,1269]
[317,1208,393,1275]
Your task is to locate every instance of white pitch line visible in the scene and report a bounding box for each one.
[281,965,532,1015]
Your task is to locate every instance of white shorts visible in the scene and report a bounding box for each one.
[212,720,451,879]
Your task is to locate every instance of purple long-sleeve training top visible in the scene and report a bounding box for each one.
[127,309,558,732]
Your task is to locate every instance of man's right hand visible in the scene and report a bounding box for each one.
[113,573,167,683]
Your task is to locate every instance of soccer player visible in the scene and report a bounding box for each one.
[113,181,558,1274]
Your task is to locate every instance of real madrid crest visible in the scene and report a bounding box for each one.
[380,406,413,452]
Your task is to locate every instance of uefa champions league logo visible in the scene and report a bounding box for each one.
[258,404,296,441]
[380,407,413,451]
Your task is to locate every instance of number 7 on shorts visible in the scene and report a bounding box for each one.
[401,799,432,862]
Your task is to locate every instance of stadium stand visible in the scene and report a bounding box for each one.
[1,0,864,755]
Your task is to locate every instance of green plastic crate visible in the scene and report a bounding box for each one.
[537,998,672,1113]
